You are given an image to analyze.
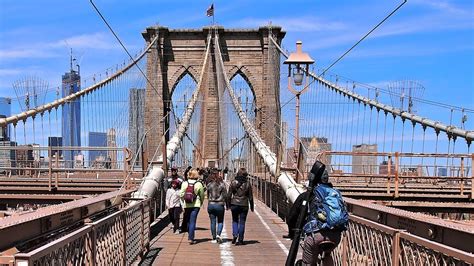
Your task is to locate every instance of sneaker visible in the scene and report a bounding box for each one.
[211,239,217,244]
[174,230,180,235]
[236,241,244,246]
[189,240,197,245]
[232,236,237,244]
[216,235,223,244]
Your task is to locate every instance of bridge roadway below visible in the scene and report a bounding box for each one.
[142,200,293,265]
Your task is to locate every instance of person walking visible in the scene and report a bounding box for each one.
[165,180,182,234]
[228,168,254,245]
[164,166,184,190]
[180,169,205,244]
[206,169,228,244]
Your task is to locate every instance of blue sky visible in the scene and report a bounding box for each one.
[0,0,472,118]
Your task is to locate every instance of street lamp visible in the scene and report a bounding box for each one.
[283,41,314,176]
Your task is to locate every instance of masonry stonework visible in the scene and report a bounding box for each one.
[142,26,285,167]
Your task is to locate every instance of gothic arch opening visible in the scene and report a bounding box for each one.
[221,72,257,172]
[170,72,201,167]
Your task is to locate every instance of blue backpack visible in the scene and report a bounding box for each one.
[303,184,349,234]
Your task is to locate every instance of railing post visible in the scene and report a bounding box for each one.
[263,179,268,206]
[141,202,145,257]
[394,152,399,198]
[391,232,401,266]
[48,147,52,191]
[89,225,97,266]
[122,212,127,266]
[471,154,474,200]
[55,153,59,188]
[460,157,464,195]
[342,233,348,266]
[123,148,130,189]
[387,154,392,194]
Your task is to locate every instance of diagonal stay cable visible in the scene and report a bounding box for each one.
[90,0,160,96]
[270,0,407,101]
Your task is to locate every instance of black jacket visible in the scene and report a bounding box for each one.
[286,191,309,238]
[228,179,254,210]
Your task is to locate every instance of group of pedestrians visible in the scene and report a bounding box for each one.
[165,166,254,245]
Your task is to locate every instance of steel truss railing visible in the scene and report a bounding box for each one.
[0,35,159,128]
[12,198,151,265]
[268,36,474,145]
[249,175,474,265]
[317,151,474,199]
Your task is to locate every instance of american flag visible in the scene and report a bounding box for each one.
[206,4,214,17]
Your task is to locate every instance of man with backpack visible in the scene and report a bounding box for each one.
[180,169,205,244]
[286,161,349,266]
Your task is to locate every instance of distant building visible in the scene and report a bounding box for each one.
[0,97,12,141]
[352,144,378,175]
[107,128,117,169]
[89,132,107,163]
[300,136,332,172]
[128,88,145,164]
[48,136,63,157]
[400,166,424,177]
[0,141,16,174]
[61,67,81,166]
[438,167,447,177]
[74,154,85,168]
[16,145,34,175]
[379,159,395,176]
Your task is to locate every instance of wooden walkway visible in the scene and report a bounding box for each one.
[140,200,293,265]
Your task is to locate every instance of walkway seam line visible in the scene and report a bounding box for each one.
[254,205,289,255]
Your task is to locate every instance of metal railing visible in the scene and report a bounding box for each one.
[316,151,473,198]
[0,146,142,190]
[13,198,152,265]
[334,215,474,265]
[249,175,474,265]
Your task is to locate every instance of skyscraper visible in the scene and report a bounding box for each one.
[61,64,81,167]
[89,132,107,163]
[0,97,12,141]
[48,136,63,157]
[352,144,378,175]
[107,128,117,169]
[128,88,145,164]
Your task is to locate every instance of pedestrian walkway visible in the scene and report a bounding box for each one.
[142,200,294,265]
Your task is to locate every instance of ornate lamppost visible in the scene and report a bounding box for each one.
[283,41,314,181]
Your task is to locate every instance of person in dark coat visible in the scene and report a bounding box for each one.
[227,168,254,245]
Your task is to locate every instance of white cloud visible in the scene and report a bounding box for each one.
[0,68,22,76]
[0,49,58,59]
[412,0,469,15]
[50,32,118,50]
[0,32,118,60]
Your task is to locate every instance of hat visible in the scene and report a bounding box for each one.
[308,161,326,187]
[236,168,248,178]
[171,180,180,187]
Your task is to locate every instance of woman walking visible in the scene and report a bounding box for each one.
[206,169,228,244]
[228,168,254,245]
[180,169,205,244]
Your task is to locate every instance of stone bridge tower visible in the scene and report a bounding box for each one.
[142,25,285,168]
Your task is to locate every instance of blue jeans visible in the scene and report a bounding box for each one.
[208,203,225,239]
[231,205,249,241]
[187,207,200,241]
